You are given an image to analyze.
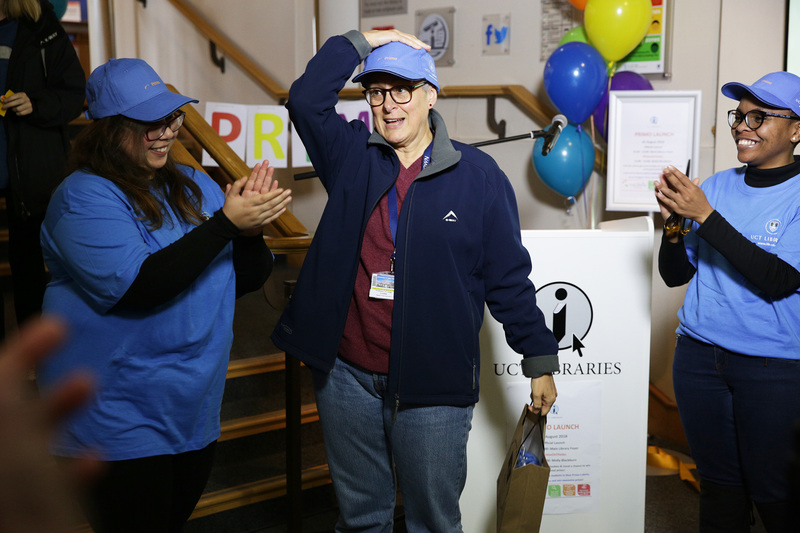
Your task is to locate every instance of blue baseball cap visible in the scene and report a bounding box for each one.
[352,41,439,91]
[86,58,198,121]
[721,71,800,117]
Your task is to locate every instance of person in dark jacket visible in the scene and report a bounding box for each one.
[0,0,85,334]
[271,29,558,532]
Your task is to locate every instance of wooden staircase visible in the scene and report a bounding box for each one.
[193,347,331,523]
[171,97,332,530]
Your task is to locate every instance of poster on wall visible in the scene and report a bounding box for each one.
[606,90,701,212]
[540,0,667,75]
[202,100,371,170]
[482,13,511,56]
[291,100,373,168]
[416,8,455,67]
[361,0,407,18]
[61,0,85,22]
[540,0,582,61]
[616,0,667,75]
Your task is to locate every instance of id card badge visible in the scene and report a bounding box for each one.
[369,271,395,300]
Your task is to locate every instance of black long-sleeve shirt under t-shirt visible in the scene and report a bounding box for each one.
[658,156,800,299]
[113,209,273,311]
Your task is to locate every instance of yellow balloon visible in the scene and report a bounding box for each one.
[584,0,652,62]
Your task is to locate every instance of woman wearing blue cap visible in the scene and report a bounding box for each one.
[655,72,800,531]
[35,58,291,532]
[272,29,558,531]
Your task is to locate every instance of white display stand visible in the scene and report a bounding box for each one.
[461,216,654,532]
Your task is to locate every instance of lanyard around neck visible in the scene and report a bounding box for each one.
[387,142,432,274]
[388,142,433,248]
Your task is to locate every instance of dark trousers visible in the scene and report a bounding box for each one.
[673,334,800,531]
[80,441,217,533]
[3,189,48,338]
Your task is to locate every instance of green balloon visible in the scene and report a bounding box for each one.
[559,26,589,47]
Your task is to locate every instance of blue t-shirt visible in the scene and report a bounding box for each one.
[36,165,235,460]
[678,166,800,358]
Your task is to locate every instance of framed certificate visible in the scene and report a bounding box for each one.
[605,90,701,212]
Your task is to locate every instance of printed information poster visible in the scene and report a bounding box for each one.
[606,90,700,211]
[506,380,602,514]
[542,380,602,514]
[617,0,666,75]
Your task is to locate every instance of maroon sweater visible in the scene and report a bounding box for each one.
[338,156,422,373]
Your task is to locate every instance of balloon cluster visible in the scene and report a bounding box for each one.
[533,0,654,199]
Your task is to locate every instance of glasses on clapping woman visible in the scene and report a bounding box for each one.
[727,109,797,131]
[144,111,186,142]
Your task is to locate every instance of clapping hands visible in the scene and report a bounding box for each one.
[222,160,292,236]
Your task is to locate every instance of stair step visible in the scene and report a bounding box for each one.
[227,353,286,379]
[68,465,332,532]
[190,464,332,519]
[220,403,319,442]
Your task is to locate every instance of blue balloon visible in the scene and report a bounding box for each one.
[543,42,608,124]
[532,123,595,197]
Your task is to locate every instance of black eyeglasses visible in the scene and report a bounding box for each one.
[363,82,427,107]
[727,109,797,131]
[145,111,186,142]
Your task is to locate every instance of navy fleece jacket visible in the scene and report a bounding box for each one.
[271,31,558,407]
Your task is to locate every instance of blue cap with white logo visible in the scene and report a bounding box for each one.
[721,71,800,117]
[86,58,199,121]
[352,41,439,91]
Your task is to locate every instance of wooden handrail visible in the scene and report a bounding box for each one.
[165,0,288,101]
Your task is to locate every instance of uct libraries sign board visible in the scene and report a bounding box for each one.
[461,216,653,532]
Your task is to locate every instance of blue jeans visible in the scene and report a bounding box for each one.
[673,334,800,503]
[312,356,473,533]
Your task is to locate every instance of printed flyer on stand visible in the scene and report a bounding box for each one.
[506,379,602,514]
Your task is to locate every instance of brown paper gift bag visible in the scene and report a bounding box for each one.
[497,405,550,533]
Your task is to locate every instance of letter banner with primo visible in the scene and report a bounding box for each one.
[497,406,550,532]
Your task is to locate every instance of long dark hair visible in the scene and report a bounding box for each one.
[66,115,206,229]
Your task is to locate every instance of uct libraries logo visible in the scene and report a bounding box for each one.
[536,282,593,353]
[493,281,623,377]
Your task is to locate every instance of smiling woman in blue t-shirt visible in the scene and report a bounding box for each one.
[35,58,291,533]
[655,71,800,532]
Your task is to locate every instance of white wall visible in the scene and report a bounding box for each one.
[715,0,787,172]
[95,0,789,402]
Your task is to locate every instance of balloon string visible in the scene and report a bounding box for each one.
[576,124,588,223]
[586,117,596,230]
